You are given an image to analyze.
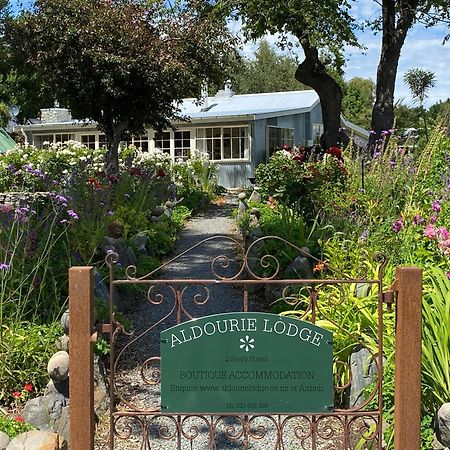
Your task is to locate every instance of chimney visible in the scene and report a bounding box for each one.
[214,80,234,99]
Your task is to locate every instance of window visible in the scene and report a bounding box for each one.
[154,131,171,154]
[132,135,149,151]
[196,126,249,161]
[34,133,75,149]
[98,134,107,148]
[174,130,191,159]
[267,126,294,157]
[312,123,324,144]
[81,134,96,149]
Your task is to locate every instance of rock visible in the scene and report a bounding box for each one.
[47,351,69,383]
[248,188,261,203]
[0,431,10,450]
[55,335,69,353]
[94,355,110,416]
[349,347,376,408]
[100,237,137,269]
[249,207,260,219]
[56,407,69,444]
[151,206,165,217]
[60,311,69,335]
[237,192,246,200]
[284,254,313,279]
[22,393,68,430]
[106,220,124,239]
[94,268,109,303]
[44,380,69,399]
[131,232,149,256]
[6,430,67,450]
[436,403,450,446]
[432,433,449,449]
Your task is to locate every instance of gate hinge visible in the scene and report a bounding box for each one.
[382,290,396,310]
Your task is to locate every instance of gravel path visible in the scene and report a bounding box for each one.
[94,197,376,450]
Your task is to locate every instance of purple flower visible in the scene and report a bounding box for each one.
[0,263,10,270]
[392,217,404,233]
[432,200,441,213]
[430,215,438,224]
[107,210,114,216]
[360,229,368,241]
[369,130,376,135]
[389,160,396,167]
[59,219,69,224]
[33,274,41,288]
[381,130,390,137]
[54,194,68,205]
[6,164,16,172]
[67,209,79,220]
[413,215,424,225]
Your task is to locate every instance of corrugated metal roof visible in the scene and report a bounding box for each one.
[180,90,320,119]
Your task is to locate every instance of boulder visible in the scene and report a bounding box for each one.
[22,393,68,430]
[44,380,69,399]
[284,253,313,279]
[0,431,10,450]
[100,237,137,269]
[6,430,67,450]
[436,403,450,447]
[349,347,377,408]
[47,352,69,383]
[56,407,69,445]
[55,335,69,353]
[131,232,149,256]
[60,311,69,335]
[248,189,261,203]
[93,355,110,416]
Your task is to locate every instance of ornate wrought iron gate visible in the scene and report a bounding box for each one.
[68,235,422,450]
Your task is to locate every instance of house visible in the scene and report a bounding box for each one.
[16,83,367,188]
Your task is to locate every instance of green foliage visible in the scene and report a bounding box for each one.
[404,68,436,107]
[0,101,9,127]
[233,40,307,94]
[342,77,375,129]
[422,267,450,412]
[0,414,34,438]
[0,321,62,403]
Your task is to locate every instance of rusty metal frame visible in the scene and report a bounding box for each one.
[105,235,389,449]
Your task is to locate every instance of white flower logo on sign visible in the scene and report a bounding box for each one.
[239,335,255,352]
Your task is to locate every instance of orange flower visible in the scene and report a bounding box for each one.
[313,262,327,272]
[24,383,33,392]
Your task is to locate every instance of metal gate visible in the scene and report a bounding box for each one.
[68,235,422,450]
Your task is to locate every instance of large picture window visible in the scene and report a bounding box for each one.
[132,135,149,151]
[267,126,294,157]
[34,133,75,149]
[196,126,249,161]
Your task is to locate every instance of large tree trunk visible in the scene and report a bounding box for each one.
[370,0,419,146]
[104,120,128,176]
[294,38,343,149]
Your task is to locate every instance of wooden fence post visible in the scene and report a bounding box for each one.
[393,266,422,450]
[69,266,95,450]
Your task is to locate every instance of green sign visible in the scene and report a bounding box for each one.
[161,312,333,413]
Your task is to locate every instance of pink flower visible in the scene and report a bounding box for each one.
[424,224,436,239]
[0,203,13,214]
[438,227,450,240]
[447,272,450,280]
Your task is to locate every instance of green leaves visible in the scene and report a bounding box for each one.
[421,267,450,411]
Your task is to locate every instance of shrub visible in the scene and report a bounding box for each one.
[0,414,34,438]
[0,321,62,403]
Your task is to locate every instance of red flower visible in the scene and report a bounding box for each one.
[15,417,25,423]
[129,167,142,176]
[12,391,21,399]
[326,146,342,159]
[293,153,306,162]
[156,169,166,178]
[24,383,33,392]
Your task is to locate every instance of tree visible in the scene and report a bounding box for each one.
[341,77,375,129]
[370,0,450,143]
[10,0,236,173]
[223,0,359,149]
[404,68,436,141]
[233,40,307,94]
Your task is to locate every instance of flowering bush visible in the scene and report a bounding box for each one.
[255,146,347,219]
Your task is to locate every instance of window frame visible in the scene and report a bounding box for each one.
[266,125,295,159]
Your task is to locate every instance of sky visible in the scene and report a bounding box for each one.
[234,1,450,108]
[10,0,450,108]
